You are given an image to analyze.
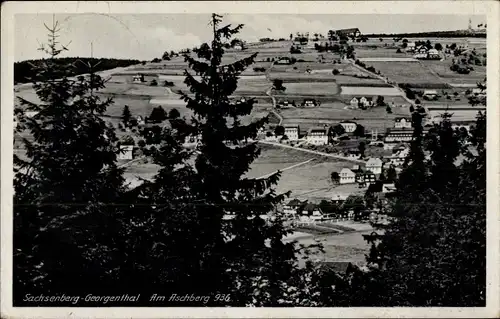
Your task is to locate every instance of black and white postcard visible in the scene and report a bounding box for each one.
[1,1,499,318]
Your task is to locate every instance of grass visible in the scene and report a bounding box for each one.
[273,160,360,199]
[419,60,486,85]
[368,61,444,84]
[279,82,340,96]
[340,86,403,96]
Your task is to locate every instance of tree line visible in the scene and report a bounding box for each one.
[13,14,486,307]
[14,57,142,84]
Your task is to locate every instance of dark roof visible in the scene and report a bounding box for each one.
[335,28,361,34]
[394,117,411,122]
[303,203,317,212]
[365,97,373,101]
[286,199,306,207]
[316,261,353,273]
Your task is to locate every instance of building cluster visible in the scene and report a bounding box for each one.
[405,43,441,60]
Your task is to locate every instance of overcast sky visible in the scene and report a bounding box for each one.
[15,14,485,62]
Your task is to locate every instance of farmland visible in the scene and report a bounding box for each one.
[14,35,486,265]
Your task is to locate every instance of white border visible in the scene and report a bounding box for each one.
[2,1,499,318]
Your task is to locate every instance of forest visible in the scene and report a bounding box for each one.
[14,57,141,84]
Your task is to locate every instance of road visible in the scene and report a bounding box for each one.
[264,61,283,126]
[256,158,314,179]
[348,59,416,107]
[257,140,366,165]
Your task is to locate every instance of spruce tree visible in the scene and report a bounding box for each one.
[353,102,486,306]
[122,105,131,126]
[13,18,125,304]
[118,13,303,306]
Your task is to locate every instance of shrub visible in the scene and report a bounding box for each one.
[332,69,340,75]
[150,79,158,86]
[366,66,376,73]
[396,48,402,53]
[163,80,174,87]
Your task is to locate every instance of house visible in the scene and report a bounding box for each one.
[428,48,439,56]
[331,194,348,204]
[350,97,361,107]
[406,42,416,51]
[334,28,362,38]
[301,99,320,107]
[385,147,410,167]
[339,120,357,133]
[306,127,328,145]
[472,87,486,96]
[366,157,383,175]
[416,46,429,54]
[384,128,414,143]
[364,97,374,107]
[277,100,292,108]
[132,74,145,83]
[339,168,356,184]
[283,199,307,216]
[394,117,412,129]
[359,96,373,107]
[136,115,145,126]
[118,145,134,160]
[275,57,292,65]
[423,89,438,99]
[184,133,202,146]
[302,203,323,219]
[284,125,300,140]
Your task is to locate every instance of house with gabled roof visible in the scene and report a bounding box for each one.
[366,157,383,175]
[339,168,356,184]
[306,127,328,145]
[394,117,412,129]
[339,120,358,133]
[283,199,307,216]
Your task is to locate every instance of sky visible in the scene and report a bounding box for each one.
[14,13,486,62]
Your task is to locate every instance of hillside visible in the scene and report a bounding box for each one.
[14,57,143,84]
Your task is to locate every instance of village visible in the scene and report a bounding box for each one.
[13,21,487,267]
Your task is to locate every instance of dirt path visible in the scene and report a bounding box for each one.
[256,158,314,179]
[257,140,366,164]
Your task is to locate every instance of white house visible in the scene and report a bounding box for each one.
[132,74,144,83]
[384,128,414,143]
[276,57,292,65]
[306,127,328,145]
[423,89,438,99]
[339,168,356,184]
[406,42,416,51]
[118,145,134,160]
[394,117,412,129]
[284,125,300,140]
[428,48,439,55]
[283,199,307,216]
[350,97,361,107]
[136,115,145,126]
[339,120,358,133]
[366,157,383,175]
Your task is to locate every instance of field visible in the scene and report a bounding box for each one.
[368,61,444,85]
[340,85,402,96]
[279,82,340,96]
